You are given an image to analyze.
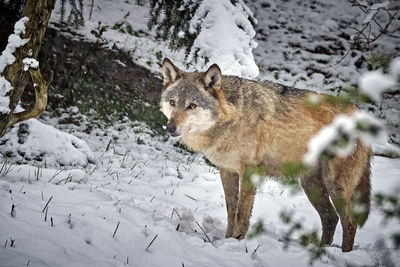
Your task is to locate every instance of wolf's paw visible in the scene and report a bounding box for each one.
[341,243,353,252]
[225,229,234,238]
[232,227,247,240]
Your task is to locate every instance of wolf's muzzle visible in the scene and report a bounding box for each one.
[166,120,179,137]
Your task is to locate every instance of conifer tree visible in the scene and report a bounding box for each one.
[148,0,259,78]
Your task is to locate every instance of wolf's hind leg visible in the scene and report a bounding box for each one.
[300,165,338,246]
[331,196,356,252]
[326,146,371,252]
[220,169,239,238]
[232,172,256,239]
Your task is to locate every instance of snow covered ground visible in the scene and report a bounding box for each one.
[1,116,399,267]
[1,0,400,266]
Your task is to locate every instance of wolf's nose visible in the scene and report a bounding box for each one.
[166,122,177,135]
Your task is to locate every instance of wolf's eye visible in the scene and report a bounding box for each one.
[169,99,175,106]
[187,103,197,110]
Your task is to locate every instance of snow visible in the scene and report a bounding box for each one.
[22,57,39,71]
[1,118,399,267]
[187,0,259,78]
[390,57,400,79]
[0,1,399,266]
[0,118,94,167]
[303,111,384,166]
[246,0,399,90]
[359,70,397,102]
[0,17,30,114]
[50,0,258,78]
[0,77,13,113]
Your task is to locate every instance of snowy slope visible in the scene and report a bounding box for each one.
[49,0,399,141]
[247,0,399,90]
[1,117,400,267]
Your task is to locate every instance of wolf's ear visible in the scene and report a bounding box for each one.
[203,64,222,91]
[162,58,181,87]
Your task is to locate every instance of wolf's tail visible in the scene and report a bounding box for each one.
[351,157,372,227]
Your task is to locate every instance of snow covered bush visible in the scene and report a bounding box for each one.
[303,57,400,166]
[359,57,400,102]
[303,111,384,166]
[148,0,259,78]
[0,118,94,167]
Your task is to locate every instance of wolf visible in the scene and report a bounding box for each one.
[159,58,372,252]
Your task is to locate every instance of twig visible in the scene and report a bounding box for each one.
[45,206,48,221]
[170,208,182,220]
[42,196,53,213]
[195,221,212,243]
[112,221,120,238]
[321,49,351,69]
[51,217,54,227]
[373,152,400,159]
[252,244,260,256]
[11,204,15,217]
[145,234,158,251]
[0,159,13,178]
[55,173,72,185]
[184,194,197,201]
[48,169,62,182]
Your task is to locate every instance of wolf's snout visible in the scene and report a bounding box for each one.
[166,120,179,137]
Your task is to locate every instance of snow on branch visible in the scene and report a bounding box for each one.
[23,57,39,71]
[303,111,384,166]
[0,17,30,114]
[304,57,400,166]
[358,57,399,102]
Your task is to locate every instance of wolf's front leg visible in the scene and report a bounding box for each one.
[232,171,256,239]
[220,169,239,238]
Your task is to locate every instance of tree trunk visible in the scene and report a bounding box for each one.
[0,0,55,137]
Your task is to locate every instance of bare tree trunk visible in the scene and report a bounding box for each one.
[0,0,55,137]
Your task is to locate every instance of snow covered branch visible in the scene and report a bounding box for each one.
[0,0,55,138]
[303,57,400,165]
[0,17,30,114]
[303,111,384,166]
[358,57,400,102]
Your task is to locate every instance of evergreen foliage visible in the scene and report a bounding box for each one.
[148,0,200,57]
[148,0,256,63]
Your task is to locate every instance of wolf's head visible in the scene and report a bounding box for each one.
[160,58,222,138]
